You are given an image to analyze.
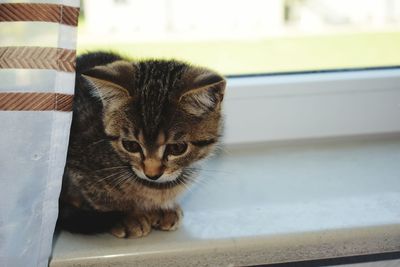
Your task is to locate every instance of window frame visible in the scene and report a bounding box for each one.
[222,68,400,145]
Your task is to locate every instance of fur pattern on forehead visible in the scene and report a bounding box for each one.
[135,61,187,138]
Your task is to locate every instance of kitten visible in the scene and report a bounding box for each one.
[57,52,226,238]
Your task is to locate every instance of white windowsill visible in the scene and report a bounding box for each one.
[50,134,400,266]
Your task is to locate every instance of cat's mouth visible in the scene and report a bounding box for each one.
[133,168,181,183]
[130,168,189,189]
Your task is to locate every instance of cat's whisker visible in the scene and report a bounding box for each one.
[215,144,229,154]
[123,172,140,187]
[87,139,109,147]
[189,178,206,188]
[112,175,130,190]
[195,164,233,175]
[101,170,127,179]
[177,176,192,192]
[93,170,130,185]
[95,166,130,172]
[185,172,211,187]
[180,170,203,189]
[199,169,233,175]
[108,171,134,192]
[185,166,232,177]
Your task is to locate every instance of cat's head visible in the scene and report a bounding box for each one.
[81,59,226,188]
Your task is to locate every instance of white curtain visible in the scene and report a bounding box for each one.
[0,1,79,266]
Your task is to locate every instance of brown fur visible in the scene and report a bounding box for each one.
[57,52,226,238]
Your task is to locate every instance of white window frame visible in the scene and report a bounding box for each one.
[222,68,400,145]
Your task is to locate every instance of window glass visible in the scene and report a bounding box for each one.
[78,0,400,75]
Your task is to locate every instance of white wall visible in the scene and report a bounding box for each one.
[83,0,400,40]
[83,0,284,39]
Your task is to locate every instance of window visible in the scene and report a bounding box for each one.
[78,0,400,75]
[2,1,399,266]
[49,1,400,266]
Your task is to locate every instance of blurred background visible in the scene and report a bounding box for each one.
[77,0,400,75]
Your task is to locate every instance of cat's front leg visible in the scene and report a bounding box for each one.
[110,212,152,238]
[109,205,183,238]
[149,205,183,231]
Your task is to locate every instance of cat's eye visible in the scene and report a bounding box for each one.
[165,143,188,157]
[121,140,142,153]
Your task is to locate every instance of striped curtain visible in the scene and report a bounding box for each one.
[0,1,79,266]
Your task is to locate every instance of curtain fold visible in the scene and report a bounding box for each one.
[0,1,79,266]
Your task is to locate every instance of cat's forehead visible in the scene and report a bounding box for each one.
[128,62,188,138]
[136,60,187,85]
[97,60,189,96]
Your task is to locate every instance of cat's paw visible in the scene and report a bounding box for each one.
[151,206,183,231]
[110,214,151,238]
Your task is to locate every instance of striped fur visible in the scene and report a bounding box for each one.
[58,52,226,237]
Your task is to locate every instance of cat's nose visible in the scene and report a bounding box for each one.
[143,158,164,180]
[146,174,162,180]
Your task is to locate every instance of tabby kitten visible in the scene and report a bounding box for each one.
[57,52,226,238]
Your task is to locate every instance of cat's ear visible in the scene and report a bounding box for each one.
[81,64,132,110]
[81,73,130,110]
[179,69,226,116]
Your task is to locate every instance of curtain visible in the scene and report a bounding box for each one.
[0,1,79,266]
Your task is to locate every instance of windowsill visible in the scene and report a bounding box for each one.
[50,134,400,266]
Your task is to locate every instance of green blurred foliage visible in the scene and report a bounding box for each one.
[77,31,400,75]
